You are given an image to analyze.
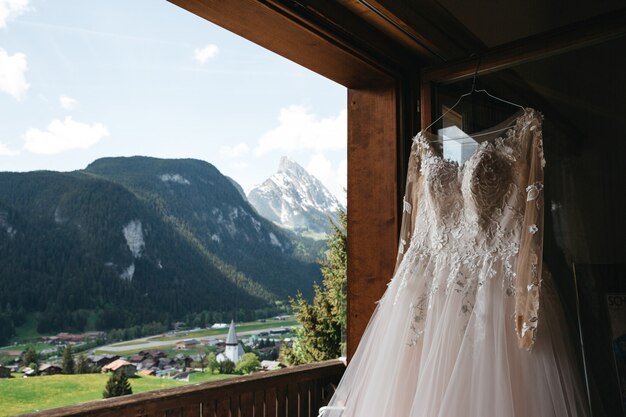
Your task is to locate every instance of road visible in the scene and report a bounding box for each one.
[96,325,294,353]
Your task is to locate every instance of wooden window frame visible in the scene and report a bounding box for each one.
[167,0,419,360]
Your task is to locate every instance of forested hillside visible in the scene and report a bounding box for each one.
[0,157,323,343]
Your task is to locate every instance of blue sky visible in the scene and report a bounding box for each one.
[0,0,346,201]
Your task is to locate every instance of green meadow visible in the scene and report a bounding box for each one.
[0,372,234,417]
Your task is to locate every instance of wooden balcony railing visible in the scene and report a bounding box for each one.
[20,359,345,417]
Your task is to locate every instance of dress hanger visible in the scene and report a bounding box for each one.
[421,56,526,142]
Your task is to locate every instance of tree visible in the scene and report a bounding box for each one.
[235,352,260,375]
[24,347,38,369]
[62,345,75,374]
[76,353,89,374]
[219,358,236,374]
[281,209,347,365]
[207,352,218,374]
[103,370,133,398]
[193,348,209,372]
[0,313,14,346]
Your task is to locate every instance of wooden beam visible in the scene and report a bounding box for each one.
[168,0,409,88]
[340,0,486,62]
[347,85,398,359]
[423,8,626,83]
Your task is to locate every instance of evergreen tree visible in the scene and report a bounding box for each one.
[24,347,38,369]
[76,353,89,374]
[0,313,14,346]
[62,344,75,374]
[103,370,133,398]
[281,209,347,365]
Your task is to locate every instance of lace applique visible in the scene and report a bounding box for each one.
[402,109,544,348]
[403,196,412,214]
[526,182,543,201]
[398,239,407,255]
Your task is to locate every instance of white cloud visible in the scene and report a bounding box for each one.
[306,153,333,187]
[59,95,78,110]
[254,105,346,155]
[337,158,347,195]
[0,0,29,29]
[219,142,250,159]
[0,48,29,101]
[230,161,248,170]
[0,141,19,156]
[306,154,346,204]
[194,44,219,63]
[23,117,109,154]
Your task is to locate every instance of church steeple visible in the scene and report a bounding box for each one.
[223,319,244,363]
[226,319,238,345]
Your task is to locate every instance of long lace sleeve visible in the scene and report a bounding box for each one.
[394,138,423,272]
[515,115,546,349]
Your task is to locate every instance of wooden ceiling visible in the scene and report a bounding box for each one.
[438,0,626,48]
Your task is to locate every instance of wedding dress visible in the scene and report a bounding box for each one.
[320,108,589,417]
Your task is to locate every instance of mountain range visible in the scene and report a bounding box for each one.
[247,157,344,238]
[0,157,323,336]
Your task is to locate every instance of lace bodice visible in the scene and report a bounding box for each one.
[395,108,545,349]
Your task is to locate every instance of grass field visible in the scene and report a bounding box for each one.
[0,372,235,416]
[0,342,53,353]
[187,371,234,383]
[147,320,297,342]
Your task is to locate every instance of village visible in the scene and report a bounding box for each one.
[0,319,295,381]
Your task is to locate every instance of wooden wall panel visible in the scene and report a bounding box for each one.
[347,85,399,359]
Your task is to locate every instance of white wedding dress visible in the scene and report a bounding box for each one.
[320,108,589,417]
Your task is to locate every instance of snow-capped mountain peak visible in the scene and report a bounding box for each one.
[247,157,343,237]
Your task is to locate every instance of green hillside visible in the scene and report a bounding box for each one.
[0,157,323,344]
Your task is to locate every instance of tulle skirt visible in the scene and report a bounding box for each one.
[320,253,589,417]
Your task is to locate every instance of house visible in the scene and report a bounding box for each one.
[1,350,23,360]
[22,367,37,377]
[38,364,63,376]
[138,350,167,360]
[269,328,290,335]
[158,357,175,369]
[171,371,190,382]
[137,369,155,377]
[0,365,11,378]
[129,354,145,363]
[101,359,136,377]
[175,339,199,350]
[260,360,286,371]
[137,358,157,371]
[89,354,120,368]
